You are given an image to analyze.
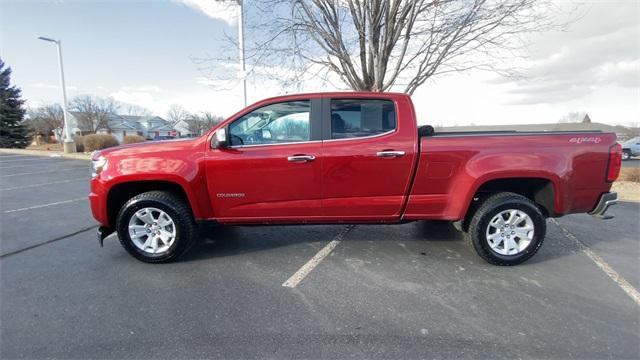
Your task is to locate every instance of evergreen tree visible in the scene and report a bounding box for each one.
[0,59,29,148]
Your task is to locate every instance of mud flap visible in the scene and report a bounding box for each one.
[97,226,115,247]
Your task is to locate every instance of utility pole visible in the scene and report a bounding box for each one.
[38,37,76,153]
[237,0,247,107]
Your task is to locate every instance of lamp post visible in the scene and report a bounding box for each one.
[38,36,76,153]
[237,0,247,107]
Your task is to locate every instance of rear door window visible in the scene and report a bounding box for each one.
[330,99,396,139]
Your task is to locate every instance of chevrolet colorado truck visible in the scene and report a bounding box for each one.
[89,92,622,265]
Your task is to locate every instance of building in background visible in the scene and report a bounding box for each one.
[67,112,182,142]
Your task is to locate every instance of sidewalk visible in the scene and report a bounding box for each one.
[0,148,91,160]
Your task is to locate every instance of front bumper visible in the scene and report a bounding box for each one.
[588,192,618,220]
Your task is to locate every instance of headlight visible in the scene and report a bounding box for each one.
[91,156,108,178]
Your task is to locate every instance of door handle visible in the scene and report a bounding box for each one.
[287,154,316,162]
[376,150,405,158]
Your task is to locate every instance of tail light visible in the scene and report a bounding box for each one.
[606,143,622,182]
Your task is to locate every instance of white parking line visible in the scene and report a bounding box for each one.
[3,197,86,214]
[550,218,640,306]
[0,162,67,170]
[0,154,34,158]
[0,178,89,191]
[282,225,355,288]
[0,166,87,177]
[0,157,60,164]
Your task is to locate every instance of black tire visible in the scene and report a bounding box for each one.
[465,192,546,266]
[622,149,631,161]
[116,191,196,263]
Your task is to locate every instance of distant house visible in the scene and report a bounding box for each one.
[68,112,182,142]
[171,119,193,137]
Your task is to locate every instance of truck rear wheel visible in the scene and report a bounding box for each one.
[116,191,196,263]
[465,192,546,266]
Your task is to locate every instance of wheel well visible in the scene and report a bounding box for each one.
[460,178,555,232]
[474,178,555,217]
[107,181,191,227]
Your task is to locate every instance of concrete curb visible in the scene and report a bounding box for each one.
[0,148,91,160]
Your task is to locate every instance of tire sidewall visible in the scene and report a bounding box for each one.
[622,150,631,160]
[474,200,546,265]
[117,198,186,262]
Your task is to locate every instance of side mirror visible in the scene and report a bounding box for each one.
[212,127,229,149]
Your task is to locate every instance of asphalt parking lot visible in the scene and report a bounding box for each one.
[1,153,639,359]
[623,158,640,168]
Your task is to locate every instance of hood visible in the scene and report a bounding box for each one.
[95,137,203,159]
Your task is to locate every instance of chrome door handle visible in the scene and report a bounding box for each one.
[287,155,316,162]
[376,150,405,158]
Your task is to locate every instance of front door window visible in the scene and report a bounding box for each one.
[229,101,311,146]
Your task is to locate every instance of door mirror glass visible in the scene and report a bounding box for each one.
[212,127,228,149]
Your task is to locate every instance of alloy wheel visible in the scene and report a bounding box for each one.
[128,207,177,254]
[485,209,535,256]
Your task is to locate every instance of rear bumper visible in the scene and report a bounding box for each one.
[588,192,618,220]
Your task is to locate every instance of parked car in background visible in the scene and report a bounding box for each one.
[621,136,640,160]
[152,135,176,141]
[89,92,622,266]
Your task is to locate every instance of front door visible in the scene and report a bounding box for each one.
[205,98,323,222]
[321,96,417,221]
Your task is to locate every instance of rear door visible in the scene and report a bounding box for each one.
[320,96,418,221]
[205,98,324,222]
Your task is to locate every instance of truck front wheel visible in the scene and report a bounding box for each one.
[116,191,197,263]
[465,192,546,266]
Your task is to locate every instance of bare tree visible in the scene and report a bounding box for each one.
[626,121,640,138]
[166,104,190,125]
[26,103,63,142]
[185,112,224,136]
[201,0,568,94]
[69,95,120,133]
[121,103,151,117]
[559,111,587,123]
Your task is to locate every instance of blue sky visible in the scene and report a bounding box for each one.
[1,0,639,126]
[1,0,237,114]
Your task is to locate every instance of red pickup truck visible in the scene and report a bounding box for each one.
[89,92,622,265]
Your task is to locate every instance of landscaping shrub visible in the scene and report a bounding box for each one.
[123,134,146,144]
[83,134,119,152]
[73,136,85,152]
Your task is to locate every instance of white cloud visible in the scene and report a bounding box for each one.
[120,85,162,93]
[174,0,238,26]
[110,90,157,111]
[492,0,640,106]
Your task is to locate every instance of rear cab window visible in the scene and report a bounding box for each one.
[330,99,396,139]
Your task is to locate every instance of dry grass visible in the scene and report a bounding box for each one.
[618,168,640,183]
[26,143,63,151]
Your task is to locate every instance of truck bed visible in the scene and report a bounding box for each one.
[404,131,617,221]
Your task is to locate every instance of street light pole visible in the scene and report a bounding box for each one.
[38,36,76,153]
[237,0,247,107]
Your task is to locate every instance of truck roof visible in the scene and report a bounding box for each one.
[253,91,410,104]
